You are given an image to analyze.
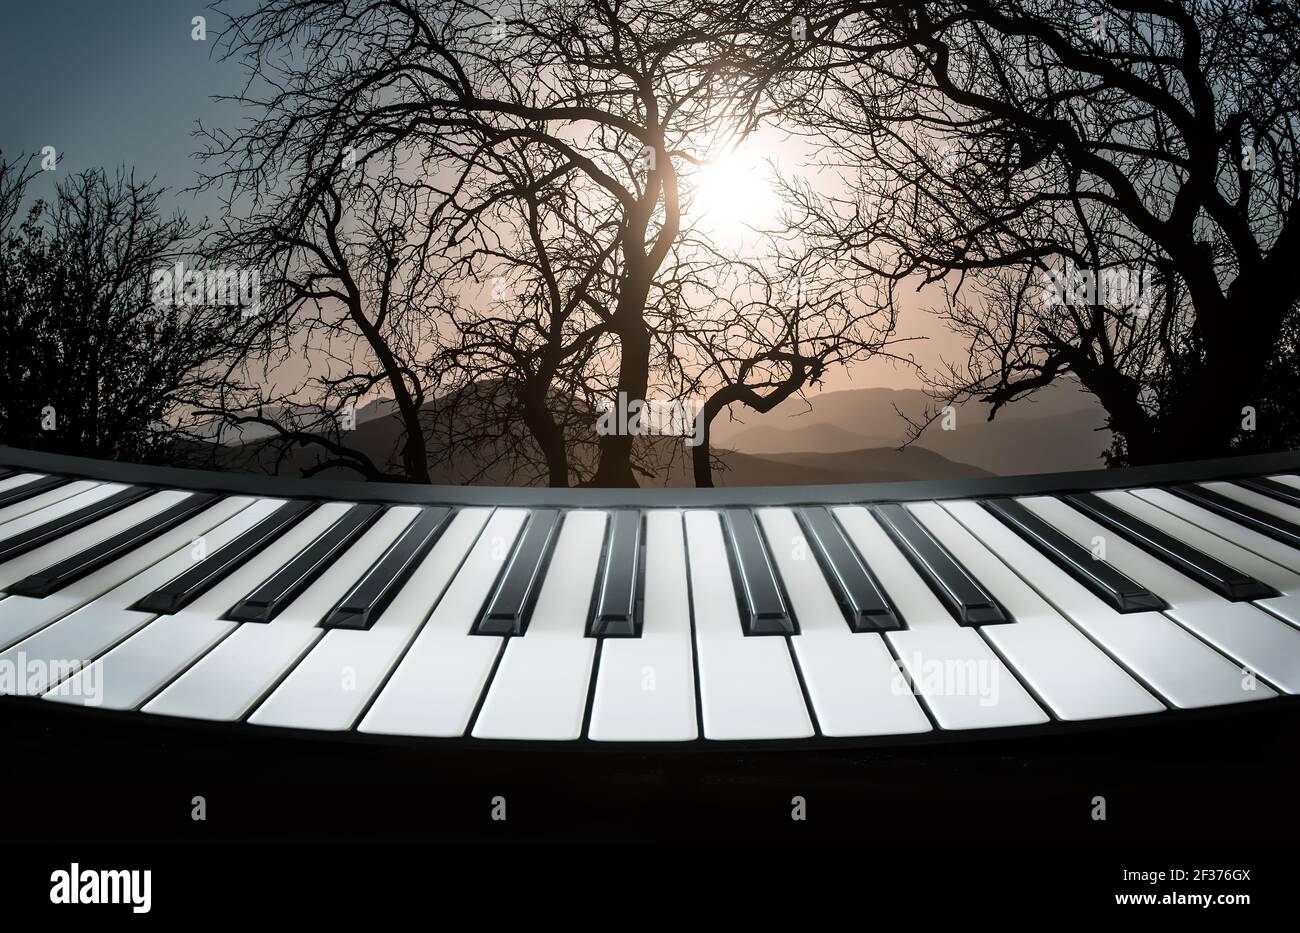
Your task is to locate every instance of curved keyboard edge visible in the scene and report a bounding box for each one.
[4,443,1300,507]
[2,448,1300,748]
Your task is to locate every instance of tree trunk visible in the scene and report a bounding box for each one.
[520,382,569,487]
[1134,287,1286,464]
[692,405,717,488]
[691,369,812,487]
[346,308,430,483]
[591,293,652,488]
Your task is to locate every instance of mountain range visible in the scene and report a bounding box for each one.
[710,381,1112,476]
[195,379,1110,486]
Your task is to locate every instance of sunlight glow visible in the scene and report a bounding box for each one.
[690,144,782,242]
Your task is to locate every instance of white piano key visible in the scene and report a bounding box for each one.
[833,506,1048,730]
[588,511,698,742]
[757,508,930,737]
[238,510,491,734]
[72,504,351,710]
[0,476,89,527]
[0,488,189,592]
[0,473,44,497]
[944,499,1273,708]
[0,493,248,652]
[142,504,418,721]
[684,510,813,740]
[278,506,522,732]
[354,509,528,737]
[145,623,321,721]
[21,498,284,701]
[0,483,129,589]
[1131,486,1300,575]
[1202,480,1300,525]
[907,501,1163,720]
[1098,489,1300,627]
[0,481,113,538]
[269,506,421,628]
[36,501,288,706]
[77,504,413,712]
[1022,495,1300,694]
[472,511,606,740]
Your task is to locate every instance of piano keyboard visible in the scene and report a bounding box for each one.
[2,452,1300,745]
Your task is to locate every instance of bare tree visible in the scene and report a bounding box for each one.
[673,240,909,486]
[431,136,621,486]
[204,0,886,487]
[202,159,459,482]
[0,159,245,464]
[765,0,1300,464]
[190,0,923,488]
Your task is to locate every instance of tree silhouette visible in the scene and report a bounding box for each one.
[200,163,455,482]
[428,136,631,486]
[768,0,1300,464]
[673,241,908,486]
[0,157,245,464]
[199,0,896,487]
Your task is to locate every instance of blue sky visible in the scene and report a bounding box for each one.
[0,0,955,391]
[0,0,254,218]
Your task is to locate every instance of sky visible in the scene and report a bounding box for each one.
[0,0,957,393]
[0,0,253,221]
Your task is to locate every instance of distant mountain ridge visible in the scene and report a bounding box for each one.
[192,419,990,487]
[703,445,992,487]
[191,378,1108,485]
[712,381,1111,475]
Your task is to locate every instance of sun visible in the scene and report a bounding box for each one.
[690,144,782,242]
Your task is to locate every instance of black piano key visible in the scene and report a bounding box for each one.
[591,510,642,637]
[982,497,1166,613]
[873,503,1009,625]
[226,503,385,623]
[1065,492,1278,601]
[7,491,223,598]
[322,506,452,630]
[1237,476,1300,509]
[723,509,796,635]
[1169,483,1300,550]
[0,485,155,566]
[0,469,14,481]
[475,509,562,636]
[130,499,317,615]
[798,506,903,632]
[0,475,72,509]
